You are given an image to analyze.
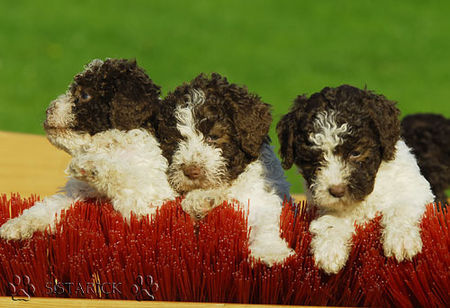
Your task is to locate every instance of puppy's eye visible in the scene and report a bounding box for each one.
[349,150,361,159]
[80,90,92,102]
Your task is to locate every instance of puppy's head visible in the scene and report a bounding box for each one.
[277,85,400,210]
[159,73,272,194]
[44,58,161,153]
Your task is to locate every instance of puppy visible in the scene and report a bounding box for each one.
[277,85,434,274]
[0,59,175,240]
[157,73,293,266]
[401,113,449,207]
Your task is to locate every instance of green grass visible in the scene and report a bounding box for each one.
[1,0,449,193]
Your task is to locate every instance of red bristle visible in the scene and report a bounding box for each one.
[379,204,450,307]
[0,194,449,305]
[196,201,249,303]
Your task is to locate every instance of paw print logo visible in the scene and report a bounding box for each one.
[8,275,35,301]
[131,275,159,301]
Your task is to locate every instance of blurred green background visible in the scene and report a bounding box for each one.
[0,0,449,193]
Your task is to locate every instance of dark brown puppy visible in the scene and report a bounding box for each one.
[402,113,450,207]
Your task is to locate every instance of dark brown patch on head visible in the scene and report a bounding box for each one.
[335,129,383,201]
[277,84,401,203]
[70,58,161,134]
[159,72,272,181]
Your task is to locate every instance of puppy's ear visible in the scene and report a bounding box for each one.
[110,94,157,131]
[109,59,162,131]
[230,95,272,159]
[276,95,310,169]
[276,112,296,169]
[365,93,401,161]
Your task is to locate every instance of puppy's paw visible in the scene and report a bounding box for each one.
[383,227,422,262]
[112,199,158,223]
[310,235,350,274]
[253,246,295,267]
[250,236,295,267]
[0,217,34,241]
[68,159,98,182]
[181,193,215,220]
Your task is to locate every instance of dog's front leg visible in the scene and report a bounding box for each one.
[0,178,94,241]
[381,202,426,262]
[239,192,294,266]
[181,188,228,220]
[309,214,354,274]
[0,194,76,240]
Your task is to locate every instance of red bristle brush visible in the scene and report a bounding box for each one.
[0,193,448,306]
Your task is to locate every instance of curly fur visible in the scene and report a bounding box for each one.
[401,113,450,207]
[158,73,293,266]
[69,58,161,134]
[158,73,272,179]
[0,58,175,241]
[277,85,434,274]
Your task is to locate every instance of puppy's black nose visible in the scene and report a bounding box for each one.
[182,165,203,180]
[328,184,346,198]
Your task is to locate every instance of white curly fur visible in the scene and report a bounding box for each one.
[68,129,176,219]
[0,128,175,241]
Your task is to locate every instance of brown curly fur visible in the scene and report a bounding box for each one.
[69,58,161,134]
[402,113,450,207]
[158,72,272,183]
[277,85,401,202]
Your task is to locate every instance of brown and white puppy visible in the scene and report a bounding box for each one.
[157,73,293,266]
[401,113,450,207]
[0,59,175,240]
[277,85,434,274]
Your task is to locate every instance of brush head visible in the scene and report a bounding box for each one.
[0,194,448,306]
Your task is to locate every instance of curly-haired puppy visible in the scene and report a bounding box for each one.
[401,113,450,207]
[277,85,434,274]
[0,58,175,240]
[157,73,293,266]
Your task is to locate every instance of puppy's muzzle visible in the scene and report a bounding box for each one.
[328,184,347,198]
[182,164,204,180]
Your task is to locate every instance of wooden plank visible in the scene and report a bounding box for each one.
[0,297,326,307]
[0,131,70,197]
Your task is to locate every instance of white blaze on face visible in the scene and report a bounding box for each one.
[44,59,105,155]
[44,92,76,129]
[44,92,91,155]
[168,89,227,192]
[45,59,104,129]
[308,111,351,206]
